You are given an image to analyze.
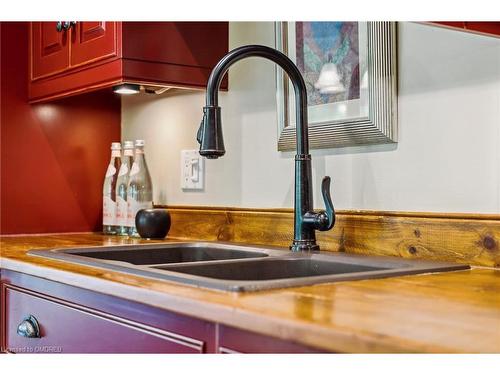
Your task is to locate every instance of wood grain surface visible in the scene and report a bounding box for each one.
[1,231,499,353]
[162,206,500,267]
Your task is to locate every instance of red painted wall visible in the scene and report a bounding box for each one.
[1,22,121,234]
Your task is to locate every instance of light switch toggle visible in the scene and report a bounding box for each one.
[190,158,199,182]
[181,150,204,190]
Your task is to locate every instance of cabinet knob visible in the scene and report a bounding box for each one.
[62,21,76,30]
[56,21,76,32]
[17,315,41,338]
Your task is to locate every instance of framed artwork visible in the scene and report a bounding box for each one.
[275,22,398,150]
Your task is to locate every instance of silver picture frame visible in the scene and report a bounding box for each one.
[276,22,398,150]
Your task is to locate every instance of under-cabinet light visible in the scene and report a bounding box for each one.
[113,83,141,95]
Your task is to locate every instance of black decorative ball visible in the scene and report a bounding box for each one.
[135,209,171,239]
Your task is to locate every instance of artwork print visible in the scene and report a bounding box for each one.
[295,22,360,106]
[276,22,397,150]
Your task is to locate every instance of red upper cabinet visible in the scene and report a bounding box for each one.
[70,22,118,67]
[431,22,466,29]
[121,22,229,88]
[429,22,500,38]
[29,22,229,103]
[31,22,70,79]
[463,22,500,36]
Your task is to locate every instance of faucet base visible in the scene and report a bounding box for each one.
[290,240,320,252]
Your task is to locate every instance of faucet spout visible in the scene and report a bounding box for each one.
[197,45,335,251]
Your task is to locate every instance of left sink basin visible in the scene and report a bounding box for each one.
[29,242,277,266]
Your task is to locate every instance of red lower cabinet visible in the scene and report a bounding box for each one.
[217,325,323,353]
[4,286,206,353]
[0,270,325,353]
[0,270,215,353]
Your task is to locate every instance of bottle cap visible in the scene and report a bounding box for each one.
[123,141,134,149]
[135,139,145,147]
[111,142,121,150]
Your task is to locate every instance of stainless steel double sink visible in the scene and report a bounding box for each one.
[29,242,469,292]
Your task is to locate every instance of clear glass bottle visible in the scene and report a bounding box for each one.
[102,142,121,234]
[127,140,153,237]
[115,141,135,236]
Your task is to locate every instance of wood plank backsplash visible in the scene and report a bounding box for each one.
[159,206,500,268]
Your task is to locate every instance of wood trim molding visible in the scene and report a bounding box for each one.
[158,205,500,268]
[161,205,500,220]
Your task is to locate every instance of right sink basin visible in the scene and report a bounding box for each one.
[153,257,388,280]
[153,251,469,292]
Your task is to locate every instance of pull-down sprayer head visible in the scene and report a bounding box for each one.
[196,106,225,159]
[197,44,310,159]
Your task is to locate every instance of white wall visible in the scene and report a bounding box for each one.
[122,22,500,213]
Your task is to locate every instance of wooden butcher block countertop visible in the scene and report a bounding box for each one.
[1,233,499,353]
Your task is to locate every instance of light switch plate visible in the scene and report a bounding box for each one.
[181,150,204,190]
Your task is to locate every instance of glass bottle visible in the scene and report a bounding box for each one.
[127,140,153,237]
[102,142,121,234]
[115,141,135,236]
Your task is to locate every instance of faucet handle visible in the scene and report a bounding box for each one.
[302,176,336,231]
[318,176,335,231]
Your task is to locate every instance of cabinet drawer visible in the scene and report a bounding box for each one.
[4,285,204,353]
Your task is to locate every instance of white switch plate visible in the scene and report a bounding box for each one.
[181,150,204,190]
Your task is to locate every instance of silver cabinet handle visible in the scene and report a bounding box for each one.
[17,315,40,338]
[56,21,76,32]
[62,21,76,30]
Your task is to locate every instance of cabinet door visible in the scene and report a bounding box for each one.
[70,21,118,67]
[31,22,70,80]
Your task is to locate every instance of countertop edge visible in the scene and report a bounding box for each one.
[0,257,459,353]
